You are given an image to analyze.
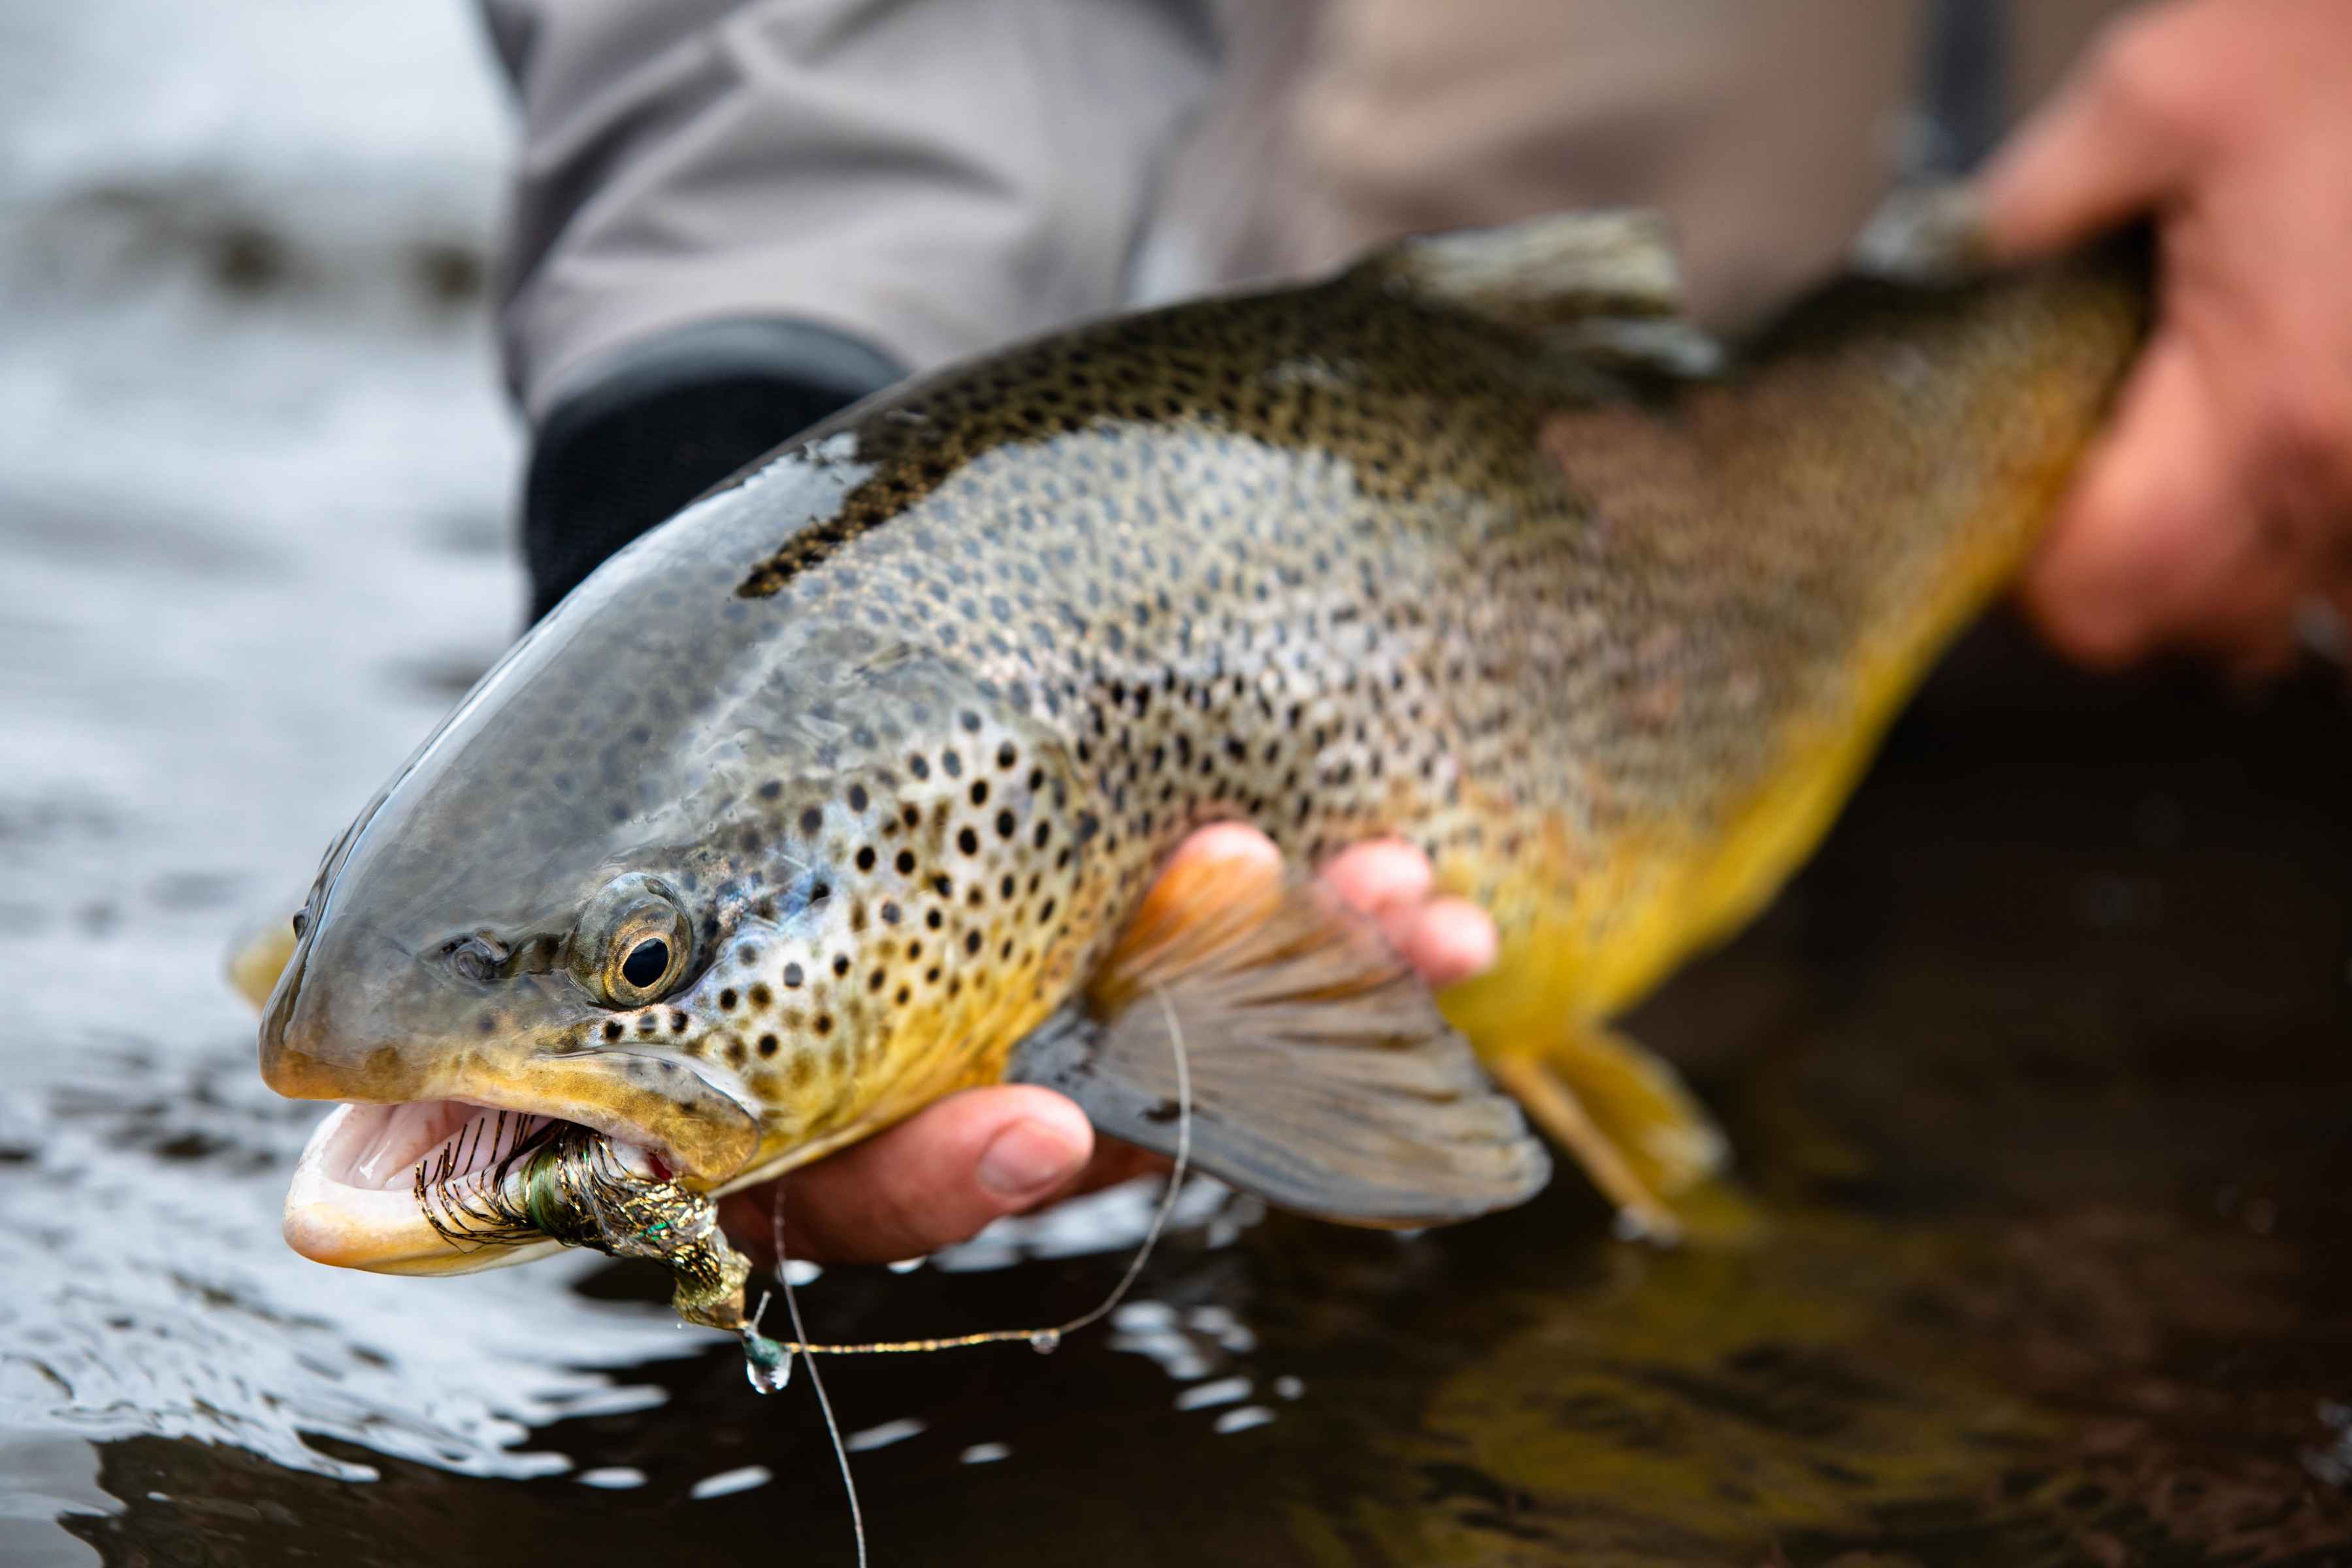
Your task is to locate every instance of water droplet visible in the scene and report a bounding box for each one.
[742,1332,794,1394]
[1028,1329,1061,1355]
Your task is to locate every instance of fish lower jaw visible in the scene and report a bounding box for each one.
[282,1099,666,1277]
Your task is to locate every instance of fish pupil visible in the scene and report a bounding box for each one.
[621,938,671,988]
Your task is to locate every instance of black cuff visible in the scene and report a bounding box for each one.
[521,318,903,623]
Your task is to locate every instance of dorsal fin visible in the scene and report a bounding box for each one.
[1358,210,1683,328]
[1357,210,1722,376]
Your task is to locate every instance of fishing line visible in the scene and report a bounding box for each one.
[737,995,1195,1564]
[747,987,1194,1358]
[772,1187,866,1568]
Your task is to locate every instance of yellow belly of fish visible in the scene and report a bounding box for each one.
[1434,468,2057,1232]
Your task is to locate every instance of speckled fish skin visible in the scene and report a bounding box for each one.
[260,216,2148,1222]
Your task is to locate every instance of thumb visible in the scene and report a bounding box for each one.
[717,1085,1094,1265]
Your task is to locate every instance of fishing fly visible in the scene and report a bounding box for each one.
[396,990,1196,1352]
[413,1112,752,1330]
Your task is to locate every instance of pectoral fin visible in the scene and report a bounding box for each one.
[1007,845,1550,1226]
[227,915,299,1012]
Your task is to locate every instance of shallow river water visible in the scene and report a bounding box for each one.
[6,7,2352,1566]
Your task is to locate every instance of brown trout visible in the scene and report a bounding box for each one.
[252,199,2146,1316]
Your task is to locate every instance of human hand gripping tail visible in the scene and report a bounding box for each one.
[1976,0,2352,672]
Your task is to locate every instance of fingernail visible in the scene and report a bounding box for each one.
[977,1119,1086,1200]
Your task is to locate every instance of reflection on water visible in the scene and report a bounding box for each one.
[7,4,2352,1565]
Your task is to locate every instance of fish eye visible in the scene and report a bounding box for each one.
[573,873,694,1008]
[596,904,691,1007]
[620,936,671,990]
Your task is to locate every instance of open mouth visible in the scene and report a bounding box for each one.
[284,1100,663,1276]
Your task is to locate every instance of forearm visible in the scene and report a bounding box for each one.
[476,0,1219,617]
[480,0,1220,417]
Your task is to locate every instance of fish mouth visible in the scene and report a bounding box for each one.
[283,1100,669,1276]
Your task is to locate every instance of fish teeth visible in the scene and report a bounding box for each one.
[338,1101,557,1192]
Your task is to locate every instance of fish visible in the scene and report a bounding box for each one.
[252,192,2147,1320]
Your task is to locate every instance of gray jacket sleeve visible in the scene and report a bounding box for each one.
[478,0,1218,419]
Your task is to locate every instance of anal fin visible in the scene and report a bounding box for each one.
[1007,837,1551,1227]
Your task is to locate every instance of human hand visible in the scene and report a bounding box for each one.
[716,823,1499,1264]
[1975,0,2352,670]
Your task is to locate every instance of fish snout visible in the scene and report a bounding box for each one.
[261,928,763,1187]
[256,925,419,1103]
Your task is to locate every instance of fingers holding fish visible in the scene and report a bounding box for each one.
[1981,0,2352,670]
[1322,839,1498,988]
[2017,310,2352,674]
[2017,334,2274,668]
[719,825,1505,1266]
[1392,899,1500,990]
